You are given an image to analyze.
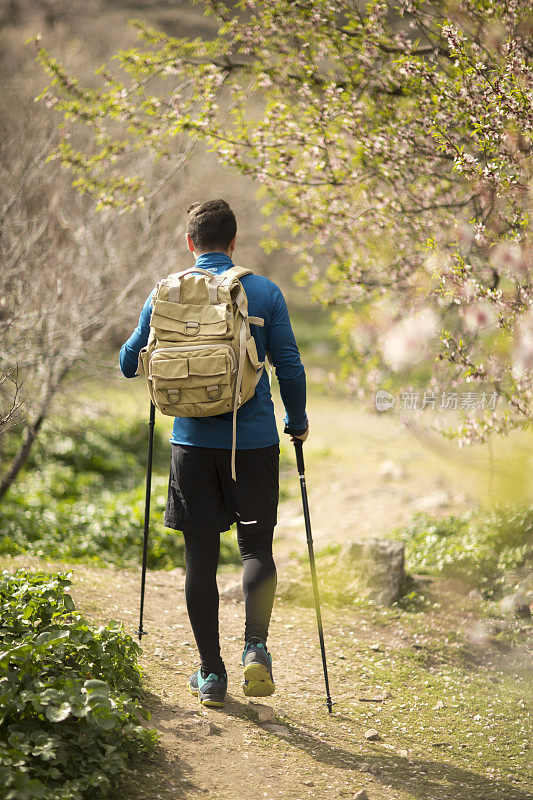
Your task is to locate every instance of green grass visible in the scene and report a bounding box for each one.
[0,415,241,570]
[325,616,532,790]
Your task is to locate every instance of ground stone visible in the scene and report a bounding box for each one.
[500,590,531,618]
[249,702,276,723]
[219,581,244,601]
[340,538,405,605]
[411,489,451,512]
[262,723,291,737]
[379,460,405,480]
[354,791,369,800]
[364,729,381,741]
[181,717,219,736]
[275,577,314,604]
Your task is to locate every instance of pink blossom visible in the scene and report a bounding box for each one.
[463,302,497,333]
[382,309,439,371]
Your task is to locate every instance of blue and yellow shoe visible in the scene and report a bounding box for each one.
[242,637,275,697]
[187,668,227,708]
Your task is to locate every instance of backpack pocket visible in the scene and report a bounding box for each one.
[150,300,233,341]
[148,344,235,416]
[246,336,262,369]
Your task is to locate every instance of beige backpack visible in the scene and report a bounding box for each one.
[136,265,265,479]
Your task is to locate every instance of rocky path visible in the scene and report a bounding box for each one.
[59,560,530,800]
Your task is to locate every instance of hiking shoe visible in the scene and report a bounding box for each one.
[241,637,275,697]
[187,668,227,708]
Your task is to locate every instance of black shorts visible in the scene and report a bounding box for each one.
[164,443,280,534]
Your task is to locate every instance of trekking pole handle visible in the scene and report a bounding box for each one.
[292,437,305,475]
[284,425,306,475]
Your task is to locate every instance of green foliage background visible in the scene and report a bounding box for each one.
[0,415,241,569]
[280,504,533,610]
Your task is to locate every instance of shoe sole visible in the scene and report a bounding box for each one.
[242,662,275,697]
[188,681,225,708]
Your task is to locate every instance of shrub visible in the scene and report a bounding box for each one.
[0,570,156,800]
[392,503,533,598]
[0,416,241,570]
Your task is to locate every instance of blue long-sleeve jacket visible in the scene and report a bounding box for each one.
[119,252,308,449]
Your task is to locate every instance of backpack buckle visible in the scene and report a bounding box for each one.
[206,385,222,400]
[185,321,200,335]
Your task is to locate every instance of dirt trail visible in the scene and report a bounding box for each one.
[52,560,529,800]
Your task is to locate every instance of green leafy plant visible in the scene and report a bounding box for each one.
[392,503,533,598]
[0,415,241,570]
[0,570,156,800]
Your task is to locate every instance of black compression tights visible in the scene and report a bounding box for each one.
[182,525,277,676]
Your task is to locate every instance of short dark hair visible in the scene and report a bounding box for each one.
[186,199,237,253]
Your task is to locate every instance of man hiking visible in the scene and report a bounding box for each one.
[119,199,308,708]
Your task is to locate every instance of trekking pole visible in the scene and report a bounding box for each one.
[288,432,333,714]
[137,400,155,640]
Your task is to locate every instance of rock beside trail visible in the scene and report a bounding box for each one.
[500,590,531,618]
[219,580,243,600]
[262,723,291,737]
[340,538,405,605]
[221,577,307,603]
[364,729,381,741]
[249,703,276,723]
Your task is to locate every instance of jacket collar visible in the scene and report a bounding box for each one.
[195,252,234,274]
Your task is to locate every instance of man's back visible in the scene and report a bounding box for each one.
[119,251,308,448]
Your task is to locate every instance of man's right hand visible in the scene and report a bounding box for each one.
[289,425,309,443]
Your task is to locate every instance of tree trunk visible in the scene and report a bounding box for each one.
[0,365,70,501]
[0,408,47,501]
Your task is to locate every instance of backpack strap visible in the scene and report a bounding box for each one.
[229,280,265,481]
[230,313,248,480]
[224,265,253,281]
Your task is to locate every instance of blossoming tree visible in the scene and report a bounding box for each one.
[32,0,532,443]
